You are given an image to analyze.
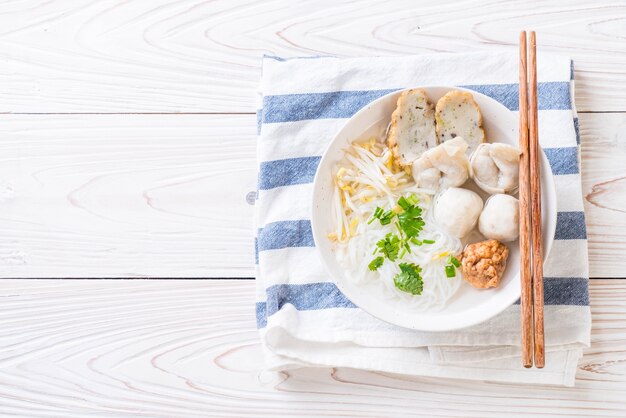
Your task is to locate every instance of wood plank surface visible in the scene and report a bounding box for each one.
[0,0,625,113]
[0,279,622,417]
[0,114,257,278]
[0,1,624,415]
[581,113,626,278]
[0,112,623,278]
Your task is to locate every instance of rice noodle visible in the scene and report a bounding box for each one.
[330,138,463,311]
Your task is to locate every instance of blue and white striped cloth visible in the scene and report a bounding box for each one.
[255,52,591,386]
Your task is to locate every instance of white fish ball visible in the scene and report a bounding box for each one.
[434,187,483,238]
[478,194,519,242]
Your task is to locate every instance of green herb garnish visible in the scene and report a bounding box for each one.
[444,255,461,278]
[399,240,412,259]
[445,264,456,278]
[369,206,395,225]
[406,193,419,206]
[397,196,412,211]
[396,196,425,239]
[368,256,384,271]
[393,263,424,295]
[367,195,431,296]
[375,233,400,262]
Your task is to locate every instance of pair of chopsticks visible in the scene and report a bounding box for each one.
[519,31,545,369]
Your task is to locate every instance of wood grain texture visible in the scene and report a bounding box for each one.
[0,112,623,278]
[0,0,625,113]
[0,279,621,417]
[0,1,624,415]
[528,31,546,368]
[580,113,626,278]
[0,114,257,278]
[518,30,533,368]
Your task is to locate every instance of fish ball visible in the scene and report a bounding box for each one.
[434,187,483,238]
[478,194,519,242]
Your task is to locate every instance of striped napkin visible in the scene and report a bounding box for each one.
[255,52,591,387]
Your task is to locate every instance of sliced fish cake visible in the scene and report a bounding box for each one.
[435,90,485,154]
[387,89,438,166]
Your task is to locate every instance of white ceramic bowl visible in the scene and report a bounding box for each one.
[311,86,556,332]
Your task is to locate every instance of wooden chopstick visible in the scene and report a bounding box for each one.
[528,31,545,368]
[518,31,533,369]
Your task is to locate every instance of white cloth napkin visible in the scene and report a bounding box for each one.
[255,52,591,387]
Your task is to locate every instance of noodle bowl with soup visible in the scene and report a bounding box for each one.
[311,86,557,331]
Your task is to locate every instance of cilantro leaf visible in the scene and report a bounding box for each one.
[393,263,424,295]
[397,196,411,211]
[375,233,400,261]
[397,204,424,239]
[367,196,428,272]
[368,256,384,271]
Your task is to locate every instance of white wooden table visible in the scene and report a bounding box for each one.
[1,1,625,416]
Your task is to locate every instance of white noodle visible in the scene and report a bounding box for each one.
[330,140,463,312]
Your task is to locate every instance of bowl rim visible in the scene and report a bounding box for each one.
[311,85,557,332]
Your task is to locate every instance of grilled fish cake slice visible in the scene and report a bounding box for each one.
[435,90,485,155]
[387,89,438,166]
